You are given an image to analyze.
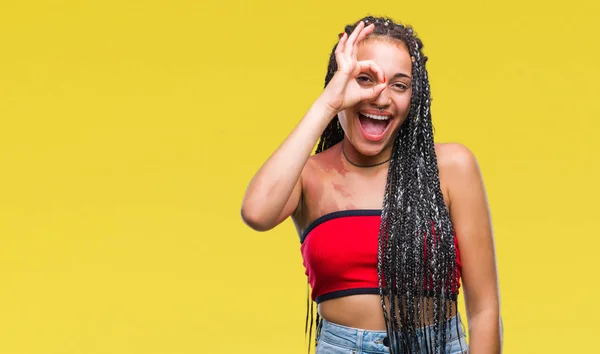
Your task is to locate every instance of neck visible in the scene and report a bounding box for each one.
[341,139,393,169]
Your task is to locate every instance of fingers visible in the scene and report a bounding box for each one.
[351,23,375,58]
[334,33,349,72]
[334,21,375,73]
[345,21,365,51]
[346,21,374,59]
[346,21,374,47]
[335,32,347,56]
[357,60,386,83]
[334,21,375,70]
[355,22,374,43]
[360,83,387,101]
[334,28,355,73]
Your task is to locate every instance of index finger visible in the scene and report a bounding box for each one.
[357,60,385,83]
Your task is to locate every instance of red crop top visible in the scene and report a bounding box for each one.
[300,209,462,304]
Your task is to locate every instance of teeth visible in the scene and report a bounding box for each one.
[362,113,390,120]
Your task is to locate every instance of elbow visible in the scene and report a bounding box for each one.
[467,304,500,324]
[240,203,275,232]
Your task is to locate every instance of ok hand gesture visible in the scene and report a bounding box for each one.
[321,21,387,114]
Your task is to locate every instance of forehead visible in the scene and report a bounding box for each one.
[356,38,412,74]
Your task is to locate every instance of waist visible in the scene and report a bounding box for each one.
[319,294,459,330]
[317,313,467,353]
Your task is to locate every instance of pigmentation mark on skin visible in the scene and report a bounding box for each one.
[332,182,352,197]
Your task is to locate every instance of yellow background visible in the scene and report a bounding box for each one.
[1,0,599,353]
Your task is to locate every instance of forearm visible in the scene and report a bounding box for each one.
[467,309,502,354]
[241,99,336,229]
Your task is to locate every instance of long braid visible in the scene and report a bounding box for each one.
[312,16,462,353]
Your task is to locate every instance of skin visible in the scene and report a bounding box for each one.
[241,21,502,353]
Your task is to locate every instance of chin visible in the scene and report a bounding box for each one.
[352,140,389,156]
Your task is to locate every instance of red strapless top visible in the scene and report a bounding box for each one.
[300,209,462,303]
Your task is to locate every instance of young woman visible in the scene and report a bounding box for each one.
[241,16,502,354]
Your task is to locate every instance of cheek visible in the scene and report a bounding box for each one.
[396,92,412,114]
[337,110,353,132]
[389,94,413,132]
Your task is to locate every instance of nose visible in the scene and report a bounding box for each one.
[370,86,391,109]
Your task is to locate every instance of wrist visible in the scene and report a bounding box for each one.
[312,95,341,120]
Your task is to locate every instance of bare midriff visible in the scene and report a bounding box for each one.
[318,294,458,330]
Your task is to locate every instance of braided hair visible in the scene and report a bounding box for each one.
[311,16,463,353]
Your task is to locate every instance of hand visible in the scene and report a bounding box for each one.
[320,21,387,114]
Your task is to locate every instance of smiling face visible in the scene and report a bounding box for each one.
[338,37,413,157]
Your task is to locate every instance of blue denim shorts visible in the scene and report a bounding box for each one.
[315,313,468,354]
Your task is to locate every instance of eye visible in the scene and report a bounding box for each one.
[392,83,409,91]
[356,75,374,85]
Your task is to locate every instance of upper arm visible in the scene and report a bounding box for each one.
[274,173,304,226]
[442,143,500,317]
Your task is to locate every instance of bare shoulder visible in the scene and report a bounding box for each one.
[304,142,342,174]
[296,143,342,220]
[435,142,480,176]
[435,142,484,210]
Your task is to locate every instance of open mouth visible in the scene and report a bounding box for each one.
[358,112,392,140]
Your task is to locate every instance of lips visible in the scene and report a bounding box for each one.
[357,111,392,141]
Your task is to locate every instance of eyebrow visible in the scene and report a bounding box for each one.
[392,73,412,80]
